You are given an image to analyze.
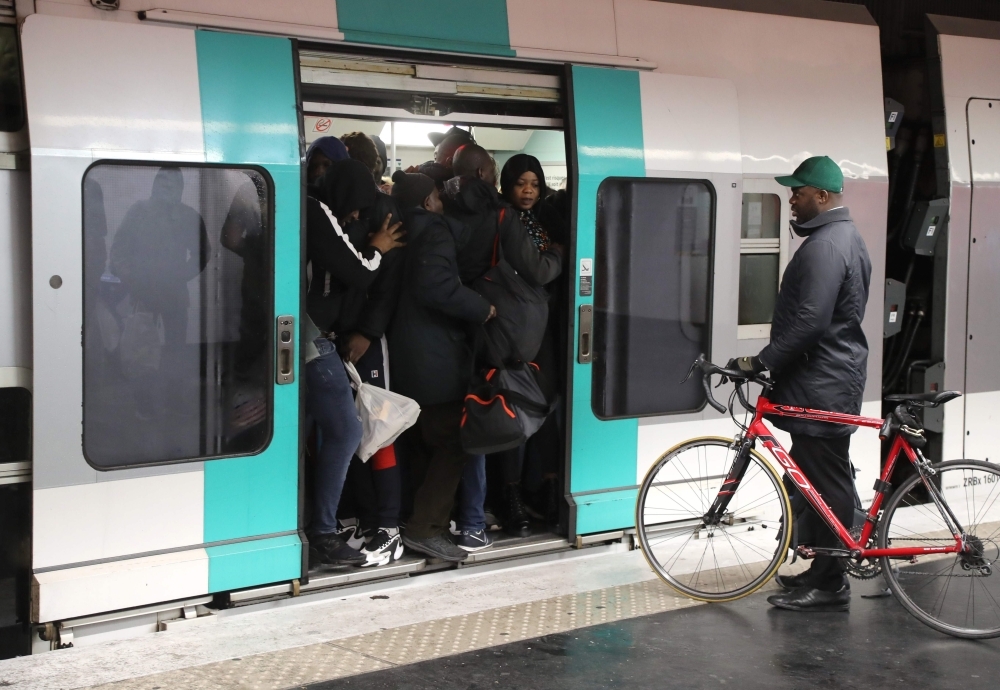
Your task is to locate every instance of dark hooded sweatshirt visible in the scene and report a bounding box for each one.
[759,207,872,437]
[443,176,563,286]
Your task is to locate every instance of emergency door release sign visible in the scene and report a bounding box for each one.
[579,258,593,296]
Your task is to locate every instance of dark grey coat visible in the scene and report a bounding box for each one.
[759,207,872,437]
[388,208,492,407]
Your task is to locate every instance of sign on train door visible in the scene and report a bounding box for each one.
[22,15,302,623]
[566,66,743,537]
[964,98,1000,461]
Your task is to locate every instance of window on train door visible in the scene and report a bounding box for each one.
[737,193,782,331]
[82,163,274,469]
[0,23,26,131]
[592,178,715,419]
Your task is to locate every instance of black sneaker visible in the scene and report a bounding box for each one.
[504,483,532,538]
[309,532,367,568]
[402,533,468,562]
[362,528,404,567]
[455,528,493,552]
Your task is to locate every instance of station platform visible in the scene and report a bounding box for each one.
[1,547,996,690]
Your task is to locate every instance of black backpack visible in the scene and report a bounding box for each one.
[471,208,549,366]
[460,328,553,454]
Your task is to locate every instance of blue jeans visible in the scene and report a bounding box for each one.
[307,338,363,535]
[456,454,486,532]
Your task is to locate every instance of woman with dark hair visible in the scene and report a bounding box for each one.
[304,158,404,568]
[493,154,568,537]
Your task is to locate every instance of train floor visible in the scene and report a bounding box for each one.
[3,553,1000,690]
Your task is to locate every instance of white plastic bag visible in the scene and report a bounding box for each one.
[344,361,421,461]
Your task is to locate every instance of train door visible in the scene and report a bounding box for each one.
[566,66,743,538]
[0,15,31,659]
[21,15,303,630]
[964,98,1000,461]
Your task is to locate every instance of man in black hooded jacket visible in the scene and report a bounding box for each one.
[731,156,871,613]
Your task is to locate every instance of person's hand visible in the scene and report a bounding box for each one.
[484,305,497,323]
[339,333,372,364]
[405,165,420,173]
[726,356,766,375]
[368,213,405,254]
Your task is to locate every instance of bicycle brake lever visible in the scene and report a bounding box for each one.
[680,359,699,385]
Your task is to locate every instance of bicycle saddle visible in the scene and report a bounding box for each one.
[884,390,961,406]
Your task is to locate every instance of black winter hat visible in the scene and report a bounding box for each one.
[391,170,436,210]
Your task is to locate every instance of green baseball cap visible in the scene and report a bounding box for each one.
[775,156,844,193]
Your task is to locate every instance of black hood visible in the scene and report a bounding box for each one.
[789,206,853,237]
[443,176,501,215]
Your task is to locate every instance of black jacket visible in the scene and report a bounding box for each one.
[305,196,382,334]
[388,208,492,406]
[334,192,404,340]
[760,207,872,437]
[443,177,563,286]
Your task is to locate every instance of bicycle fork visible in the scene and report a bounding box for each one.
[702,439,754,526]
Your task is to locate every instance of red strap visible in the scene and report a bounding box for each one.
[491,207,506,267]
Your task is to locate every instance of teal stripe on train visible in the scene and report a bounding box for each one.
[195,31,301,571]
[336,0,515,56]
[207,535,302,593]
[569,66,644,533]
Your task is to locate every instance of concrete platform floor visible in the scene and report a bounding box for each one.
[317,577,1000,690]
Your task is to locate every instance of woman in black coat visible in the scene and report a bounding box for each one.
[494,154,568,536]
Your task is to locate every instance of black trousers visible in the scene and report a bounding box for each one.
[788,433,855,591]
[404,401,472,538]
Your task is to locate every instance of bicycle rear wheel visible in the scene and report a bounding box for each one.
[636,436,792,602]
[879,460,1000,639]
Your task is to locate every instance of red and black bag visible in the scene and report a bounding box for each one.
[460,327,553,455]
[471,207,550,366]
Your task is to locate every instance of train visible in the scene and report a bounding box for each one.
[0,0,993,657]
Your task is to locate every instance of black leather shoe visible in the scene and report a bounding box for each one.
[767,584,850,612]
[309,532,367,568]
[504,483,532,538]
[774,571,813,590]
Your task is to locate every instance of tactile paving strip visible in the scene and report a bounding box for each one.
[91,579,701,690]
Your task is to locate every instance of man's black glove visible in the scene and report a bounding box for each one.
[726,356,767,375]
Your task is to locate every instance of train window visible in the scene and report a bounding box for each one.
[82,164,274,469]
[0,24,25,132]
[592,178,715,419]
[738,193,781,330]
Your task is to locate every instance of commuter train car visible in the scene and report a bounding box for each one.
[0,0,889,654]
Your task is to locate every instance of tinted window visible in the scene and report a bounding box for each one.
[83,164,273,468]
[0,24,24,132]
[593,178,714,418]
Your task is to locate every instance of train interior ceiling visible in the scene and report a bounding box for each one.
[299,49,572,569]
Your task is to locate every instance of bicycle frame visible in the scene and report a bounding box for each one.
[743,395,964,559]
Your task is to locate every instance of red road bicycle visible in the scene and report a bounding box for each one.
[636,356,1000,639]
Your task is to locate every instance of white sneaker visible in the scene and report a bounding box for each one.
[335,519,364,551]
[362,528,404,567]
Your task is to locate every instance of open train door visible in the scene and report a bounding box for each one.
[21,15,303,630]
[565,66,743,540]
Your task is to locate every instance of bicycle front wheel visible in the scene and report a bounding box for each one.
[636,436,792,602]
[879,460,1000,639]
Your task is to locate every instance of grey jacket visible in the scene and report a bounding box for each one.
[759,207,872,437]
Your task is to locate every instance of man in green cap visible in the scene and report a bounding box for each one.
[729,155,872,612]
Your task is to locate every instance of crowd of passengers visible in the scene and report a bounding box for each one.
[303,127,569,568]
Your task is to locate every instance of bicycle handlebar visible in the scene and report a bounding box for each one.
[682,354,767,415]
